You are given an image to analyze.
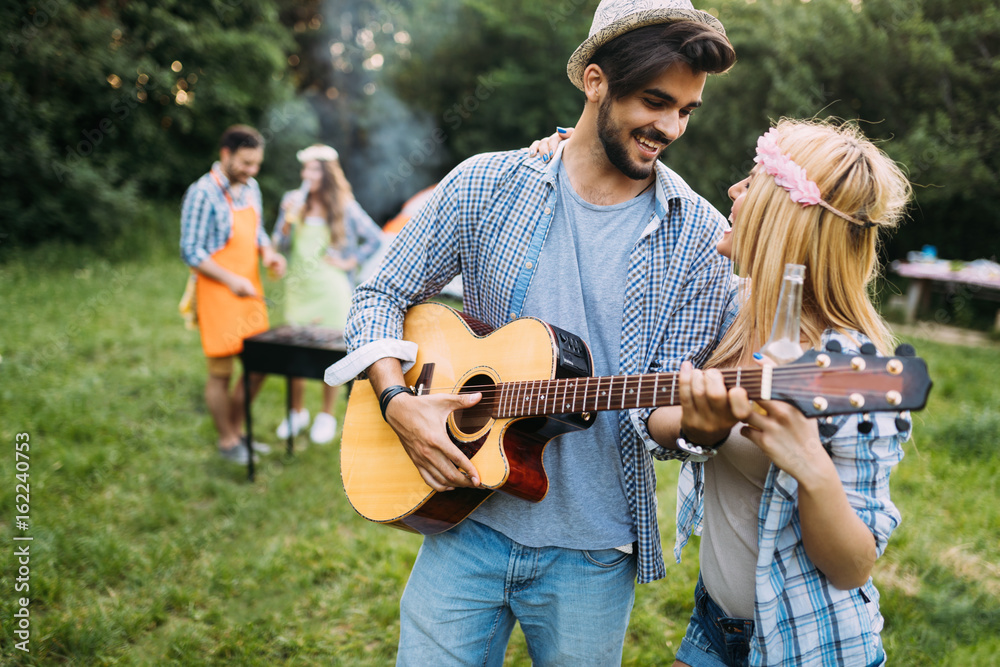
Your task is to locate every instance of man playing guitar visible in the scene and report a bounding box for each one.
[327,1,737,663]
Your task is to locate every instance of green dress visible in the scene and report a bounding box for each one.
[284,216,353,328]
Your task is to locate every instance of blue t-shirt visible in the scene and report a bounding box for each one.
[472,161,655,550]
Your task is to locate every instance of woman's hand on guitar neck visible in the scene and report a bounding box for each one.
[385,391,483,491]
[677,361,744,447]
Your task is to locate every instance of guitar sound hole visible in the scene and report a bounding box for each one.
[452,374,496,435]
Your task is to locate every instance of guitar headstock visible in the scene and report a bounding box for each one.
[771,347,932,418]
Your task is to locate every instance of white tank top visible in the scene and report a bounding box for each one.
[699,423,772,619]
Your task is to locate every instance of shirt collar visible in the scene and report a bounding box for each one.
[528,143,701,226]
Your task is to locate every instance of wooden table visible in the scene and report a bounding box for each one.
[890,261,1000,330]
[240,326,348,481]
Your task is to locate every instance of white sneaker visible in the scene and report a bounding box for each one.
[310,412,338,444]
[276,408,311,439]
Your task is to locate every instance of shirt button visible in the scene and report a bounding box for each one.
[525,261,533,269]
[510,312,517,319]
[544,207,552,215]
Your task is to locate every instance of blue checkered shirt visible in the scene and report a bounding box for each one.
[180,162,270,267]
[344,146,732,584]
[674,329,908,665]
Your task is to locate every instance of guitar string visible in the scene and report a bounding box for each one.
[414,385,887,401]
[410,370,888,395]
[412,372,884,394]
[405,364,892,387]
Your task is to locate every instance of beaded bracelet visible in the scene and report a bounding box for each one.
[379,385,415,422]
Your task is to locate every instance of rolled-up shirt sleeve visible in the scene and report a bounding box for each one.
[828,411,907,557]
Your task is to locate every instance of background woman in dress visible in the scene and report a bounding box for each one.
[272,144,383,444]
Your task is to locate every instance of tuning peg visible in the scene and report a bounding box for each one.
[819,418,839,438]
[825,340,842,354]
[894,343,916,357]
[895,415,911,432]
[857,414,873,434]
[860,342,877,355]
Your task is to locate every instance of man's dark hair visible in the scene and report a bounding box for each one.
[219,124,264,152]
[589,22,736,100]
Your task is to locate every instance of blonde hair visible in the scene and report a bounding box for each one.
[708,119,912,369]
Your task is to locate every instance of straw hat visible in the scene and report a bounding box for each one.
[296,144,339,163]
[567,0,727,90]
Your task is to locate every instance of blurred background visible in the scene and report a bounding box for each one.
[1,1,999,664]
[2,0,997,267]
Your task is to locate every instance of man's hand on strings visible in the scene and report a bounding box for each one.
[385,390,483,491]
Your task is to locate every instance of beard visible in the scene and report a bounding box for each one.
[220,158,249,185]
[596,96,670,181]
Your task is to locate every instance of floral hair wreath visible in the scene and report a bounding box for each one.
[296,144,339,164]
[754,128,875,229]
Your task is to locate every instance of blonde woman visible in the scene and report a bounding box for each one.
[656,119,911,666]
[272,144,383,444]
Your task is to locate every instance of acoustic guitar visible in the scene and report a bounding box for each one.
[340,302,931,535]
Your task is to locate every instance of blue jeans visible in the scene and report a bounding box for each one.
[675,575,753,667]
[397,519,637,667]
[675,575,887,667]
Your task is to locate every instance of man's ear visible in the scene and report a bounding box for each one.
[219,146,232,162]
[582,63,607,104]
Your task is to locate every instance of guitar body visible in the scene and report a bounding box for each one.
[341,303,594,535]
[341,304,934,536]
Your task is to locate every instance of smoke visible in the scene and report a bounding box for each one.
[304,0,449,223]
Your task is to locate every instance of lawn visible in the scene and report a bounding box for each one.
[1,247,998,665]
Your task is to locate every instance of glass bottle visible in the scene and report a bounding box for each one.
[759,263,806,364]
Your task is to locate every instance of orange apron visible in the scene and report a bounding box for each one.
[195,172,269,357]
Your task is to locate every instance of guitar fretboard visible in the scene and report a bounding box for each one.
[492,368,771,419]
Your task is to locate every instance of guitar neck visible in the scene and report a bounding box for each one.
[493,368,771,419]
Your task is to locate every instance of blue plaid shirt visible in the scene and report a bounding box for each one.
[344,145,733,584]
[674,329,908,665]
[179,162,270,267]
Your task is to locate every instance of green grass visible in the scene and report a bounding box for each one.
[2,247,998,665]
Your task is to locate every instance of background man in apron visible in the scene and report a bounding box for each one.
[180,125,287,464]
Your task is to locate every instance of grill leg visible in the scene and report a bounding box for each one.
[244,368,255,481]
[286,375,294,455]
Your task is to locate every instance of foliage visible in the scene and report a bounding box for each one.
[385,0,1000,261]
[1,247,998,663]
[4,0,995,261]
[386,0,593,160]
[0,0,300,255]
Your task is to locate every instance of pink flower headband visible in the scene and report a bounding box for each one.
[754,128,874,228]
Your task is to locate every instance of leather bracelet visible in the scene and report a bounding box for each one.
[379,385,415,422]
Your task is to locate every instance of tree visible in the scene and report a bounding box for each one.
[0,0,300,254]
[381,0,999,261]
